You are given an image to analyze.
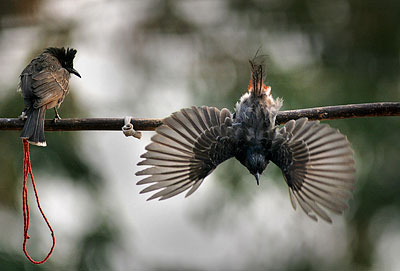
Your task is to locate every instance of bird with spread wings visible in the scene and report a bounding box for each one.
[136,54,355,223]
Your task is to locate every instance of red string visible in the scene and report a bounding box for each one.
[22,139,55,264]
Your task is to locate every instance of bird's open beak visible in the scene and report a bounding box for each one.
[70,68,81,78]
[255,172,260,185]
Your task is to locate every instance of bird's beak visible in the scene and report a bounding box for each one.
[70,68,81,78]
[255,172,260,185]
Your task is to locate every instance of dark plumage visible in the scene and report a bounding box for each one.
[19,47,81,146]
[136,55,356,223]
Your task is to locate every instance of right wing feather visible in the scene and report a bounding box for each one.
[136,106,237,200]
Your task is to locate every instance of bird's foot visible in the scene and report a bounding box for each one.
[18,111,27,120]
[53,114,61,123]
[53,108,62,122]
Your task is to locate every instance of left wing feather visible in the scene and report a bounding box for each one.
[270,118,356,223]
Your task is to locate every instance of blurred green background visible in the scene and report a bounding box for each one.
[0,0,399,270]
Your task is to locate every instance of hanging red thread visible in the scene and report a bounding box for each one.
[22,139,55,264]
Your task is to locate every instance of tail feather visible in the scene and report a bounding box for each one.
[20,107,47,147]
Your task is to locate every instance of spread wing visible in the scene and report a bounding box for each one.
[20,68,70,109]
[136,106,237,200]
[270,118,356,223]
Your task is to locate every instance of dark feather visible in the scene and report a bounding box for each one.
[270,118,355,223]
[248,51,268,97]
[44,47,77,70]
[136,106,237,200]
[20,106,46,146]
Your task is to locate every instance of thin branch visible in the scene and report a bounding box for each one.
[0,118,163,131]
[0,102,399,131]
[275,102,400,124]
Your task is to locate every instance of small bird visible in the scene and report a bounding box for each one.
[19,47,81,146]
[136,54,355,223]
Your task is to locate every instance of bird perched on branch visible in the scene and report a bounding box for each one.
[136,54,355,223]
[19,47,81,146]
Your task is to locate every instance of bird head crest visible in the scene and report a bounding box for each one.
[44,47,80,77]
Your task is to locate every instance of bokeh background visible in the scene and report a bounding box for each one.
[1,0,400,270]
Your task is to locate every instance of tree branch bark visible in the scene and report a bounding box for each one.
[0,102,398,131]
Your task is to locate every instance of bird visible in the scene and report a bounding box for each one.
[136,54,356,223]
[19,47,81,147]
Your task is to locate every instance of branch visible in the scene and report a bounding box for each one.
[0,102,399,131]
[275,102,400,124]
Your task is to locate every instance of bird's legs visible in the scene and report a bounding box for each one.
[53,108,61,122]
[18,109,28,120]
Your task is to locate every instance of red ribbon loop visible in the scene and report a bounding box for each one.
[22,139,55,264]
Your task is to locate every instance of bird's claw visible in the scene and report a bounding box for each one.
[53,108,62,122]
[53,114,61,123]
[19,111,27,120]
